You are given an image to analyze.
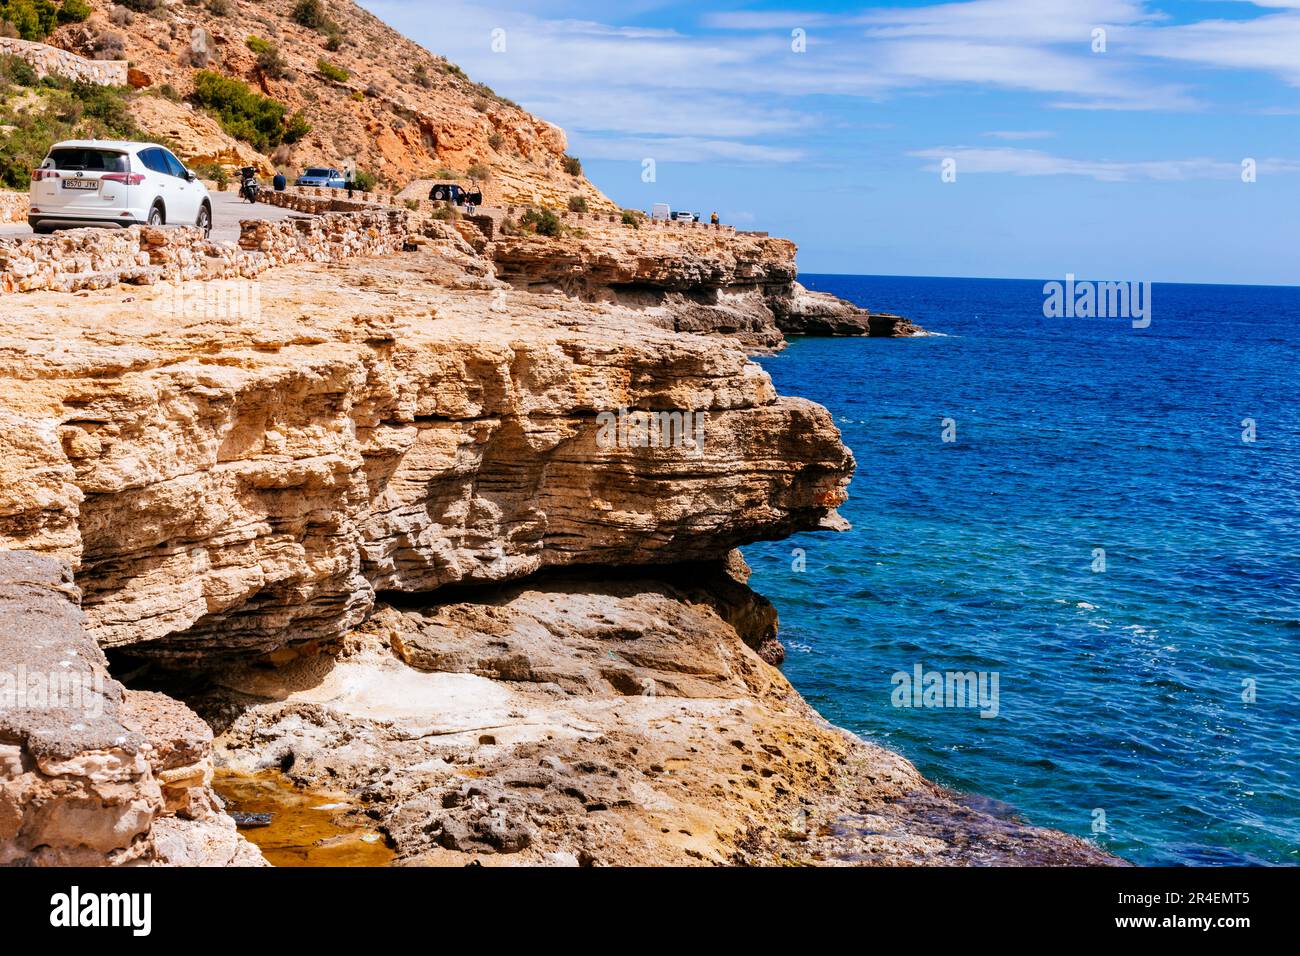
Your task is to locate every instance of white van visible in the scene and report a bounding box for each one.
[29,140,212,236]
[650,203,671,221]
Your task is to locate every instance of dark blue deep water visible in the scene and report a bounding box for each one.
[742,274,1300,866]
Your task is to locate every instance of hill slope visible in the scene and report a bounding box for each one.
[49,0,617,211]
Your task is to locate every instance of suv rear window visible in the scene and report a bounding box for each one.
[47,149,128,173]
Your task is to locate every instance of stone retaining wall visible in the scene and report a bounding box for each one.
[0,37,128,86]
[0,191,28,224]
[0,207,411,295]
[275,186,738,237]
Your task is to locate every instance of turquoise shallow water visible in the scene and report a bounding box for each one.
[742,274,1300,866]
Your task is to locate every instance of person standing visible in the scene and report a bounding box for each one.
[710,211,719,225]
[345,168,354,199]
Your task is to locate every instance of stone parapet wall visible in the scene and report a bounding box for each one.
[275,185,738,238]
[0,37,127,86]
[0,207,411,295]
[0,191,28,224]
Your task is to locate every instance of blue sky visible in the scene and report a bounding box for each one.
[361,0,1300,285]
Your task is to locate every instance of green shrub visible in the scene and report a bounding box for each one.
[561,154,581,176]
[0,0,58,40]
[519,206,561,238]
[204,0,231,16]
[621,209,640,229]
[190,70,294,152]
[292,0,329,29]
[466,162,490,181]
[352,169,377,192]
[282,110,311,144]
[117,0,163,11]
[247,37,290,79]
[403,198,419,211]
[487,132,504,152]
[567,194,587,213]
[0,81,144,189]
[57,0,90,23]
[293,0,345,46]
[316,58,348,83]
[0,53,38,87]
[195,162,229,189]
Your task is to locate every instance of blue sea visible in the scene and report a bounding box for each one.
[742,274,1300,866]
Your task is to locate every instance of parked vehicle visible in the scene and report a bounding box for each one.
[671,210,698,223]
[650,202,671,221]
[239,167,260,204]
[295,167,347,188]
[29,140,211,236]
[428,183,484,205]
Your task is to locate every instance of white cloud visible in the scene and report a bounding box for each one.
[574,135,806,164]
[910,146,1300,180]
[360,0,1300,169]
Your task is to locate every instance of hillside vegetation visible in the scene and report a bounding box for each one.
[32,0,616,209]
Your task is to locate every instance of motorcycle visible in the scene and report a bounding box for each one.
[238,167,260,204]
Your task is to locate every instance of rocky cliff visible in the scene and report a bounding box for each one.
[0,215,1115,866]
[491,225,923,350]
[0,236,851,660]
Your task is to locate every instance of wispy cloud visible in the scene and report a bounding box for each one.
[362,0,1300,167]
[910,146,1300,181]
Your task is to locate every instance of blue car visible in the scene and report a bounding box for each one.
[295,167,347,189]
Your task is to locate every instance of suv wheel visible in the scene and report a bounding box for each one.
[148,203,165,226]
[196,203,212,238]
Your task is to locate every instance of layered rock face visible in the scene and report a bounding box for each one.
[491,226,923,349]
[207,562,1117,866]
[0,219,1107,867]
[0,244,851,661]
[0,552,262,866]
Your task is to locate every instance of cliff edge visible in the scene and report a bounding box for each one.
[0,224,1111,866]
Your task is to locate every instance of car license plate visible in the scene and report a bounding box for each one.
[62,179,99,190]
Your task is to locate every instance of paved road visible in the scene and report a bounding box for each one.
[0,188,305,243]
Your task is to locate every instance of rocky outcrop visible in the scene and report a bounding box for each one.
[206,564,1119,866]
[0,551,263,866]
[0,193,1102,869]
[773,282,924,338]
[0,246,851,662]
[490,227,922,349]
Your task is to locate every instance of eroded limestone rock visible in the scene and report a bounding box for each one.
[208,568,1121,867]
[0,551,263,866]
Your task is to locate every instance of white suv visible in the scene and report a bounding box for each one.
[29,140,212,236]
